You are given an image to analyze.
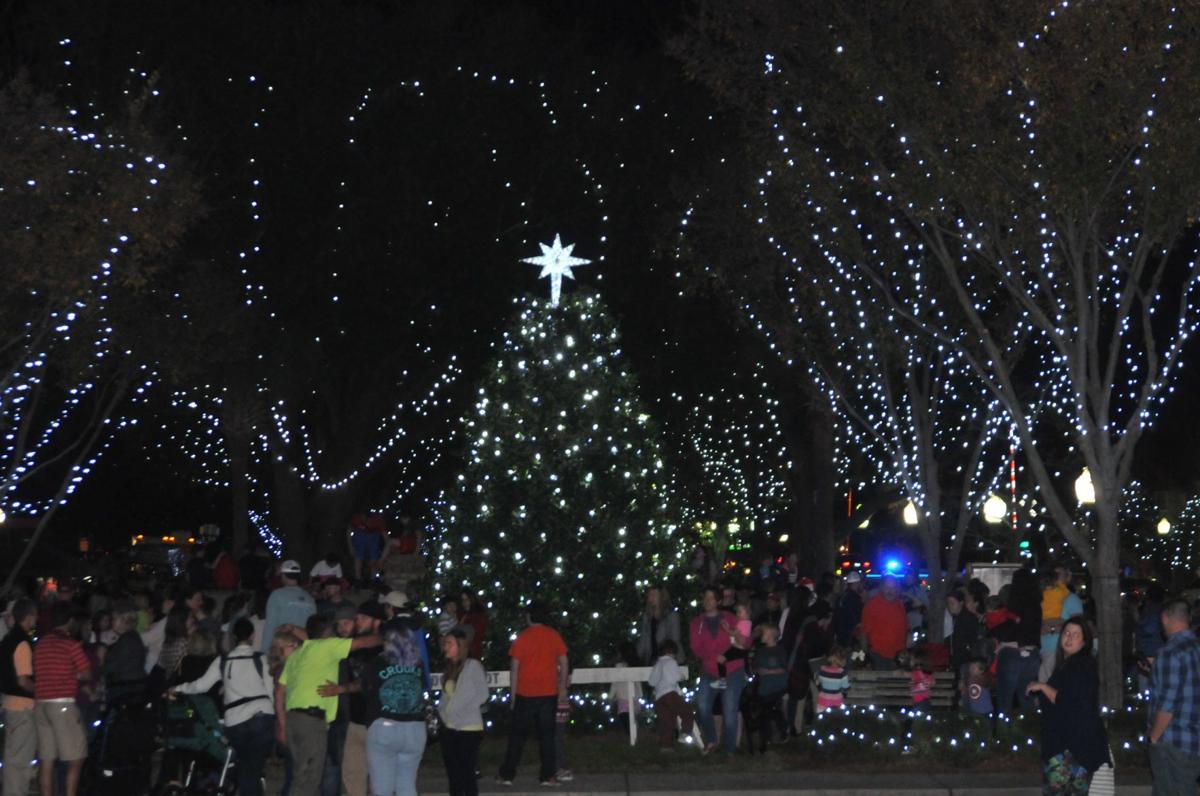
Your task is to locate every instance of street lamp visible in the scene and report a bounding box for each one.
[1074,467,1096,505]
[983,494,1007,524]
[902,500,919,526]
[1157,517,1172,536]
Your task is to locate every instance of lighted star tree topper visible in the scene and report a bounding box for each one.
[521,234,591,306]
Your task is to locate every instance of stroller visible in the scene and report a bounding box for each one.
[157,693,236,795]
[88,690,159,795]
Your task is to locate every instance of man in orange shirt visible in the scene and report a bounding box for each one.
[497,600,568,787]
[861,577,908,670]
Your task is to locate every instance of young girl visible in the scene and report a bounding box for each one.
[816,647,851,711]
[910,649,935,706]
[715,603,753,688]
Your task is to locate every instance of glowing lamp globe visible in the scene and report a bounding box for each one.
[902,500,919,527]
[0,506,6,524]
[1074,467,1096,505]
[982,494,1007,524]
[1157,518,1172,536]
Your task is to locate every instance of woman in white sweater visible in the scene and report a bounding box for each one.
[437,626,488,796]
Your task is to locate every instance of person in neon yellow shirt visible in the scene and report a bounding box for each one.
[277,613,380,796]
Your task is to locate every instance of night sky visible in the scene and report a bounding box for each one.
[5,1,1199,562]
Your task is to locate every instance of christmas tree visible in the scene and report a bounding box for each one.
[433,290,682,666]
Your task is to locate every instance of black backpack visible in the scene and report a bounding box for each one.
[219,650,269,710]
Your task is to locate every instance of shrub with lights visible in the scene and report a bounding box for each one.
[433,290,683,667]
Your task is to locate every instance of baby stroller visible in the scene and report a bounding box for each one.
[88,690,159,795]
[157,693,236,795]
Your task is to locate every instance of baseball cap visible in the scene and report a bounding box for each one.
[382,591,409,608]
[333,603,358,622]
[844,571,863,584]
[799,577,815,589]
[281,560,303,575]
[357,601,386,621]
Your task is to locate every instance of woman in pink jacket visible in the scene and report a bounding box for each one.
[689,586,748,754]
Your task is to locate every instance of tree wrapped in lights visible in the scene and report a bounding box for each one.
[0,77,199,588]
[673,364,792,553]
[677,1,1200,704]
[434,292,681,666]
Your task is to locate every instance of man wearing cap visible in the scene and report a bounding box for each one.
[380,591,432,690]
[2,598,39,796]
[317,600,385,796]
[262,560,317,654]
[278,612,381,796]
[834,572,866,647]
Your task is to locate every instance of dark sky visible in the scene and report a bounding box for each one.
[7,1,1199,557]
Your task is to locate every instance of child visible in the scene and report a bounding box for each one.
[436,596,460,640]
[715,602,753,689]
[647,639,696,749]
[816,647,851,712]
[555,660,574,781]
[608,641,640,733]
[748,624,789,748]
[962,656,994,716]
[983,595,1020,633]
[910,649,935,706]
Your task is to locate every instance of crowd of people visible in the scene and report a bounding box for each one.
[0,545,493,796]
[3,543,1200,795]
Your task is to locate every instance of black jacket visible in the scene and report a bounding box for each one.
[0,625,34,700]
[1039,654,1110,773]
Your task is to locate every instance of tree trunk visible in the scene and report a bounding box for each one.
[227,429,250,558]
[920,522,947,643]
[272,458,312,565]
[1093,504,1125,707]
[807,397,836,574]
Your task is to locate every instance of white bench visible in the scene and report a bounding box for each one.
[430,665,690,746]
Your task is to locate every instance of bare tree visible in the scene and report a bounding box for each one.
[675,0,1200,704]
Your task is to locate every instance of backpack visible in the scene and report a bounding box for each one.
[219,650,269,711]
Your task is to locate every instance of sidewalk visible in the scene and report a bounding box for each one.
[410,769,1154,795]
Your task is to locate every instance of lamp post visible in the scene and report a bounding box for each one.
[902,500,919,527]
[983,494,1007,525]
[1075,467,1096,505]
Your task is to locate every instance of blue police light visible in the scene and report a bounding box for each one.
[885,559,901,572]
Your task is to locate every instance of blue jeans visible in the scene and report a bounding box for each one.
[225,713,275,796]
[696,668,747,753]
[995,646,1039,716]
[366,719,426,796]
[1150,741,1200,796]
[320,716,348,796]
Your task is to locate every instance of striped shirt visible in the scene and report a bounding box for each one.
[34,630,90,700]
[1151,629,1200,756]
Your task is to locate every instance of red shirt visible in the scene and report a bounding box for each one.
[861,594,908,660]
[510,624,567,697]
[33,630,90,700]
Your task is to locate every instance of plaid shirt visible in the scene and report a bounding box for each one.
[1151,629,1200,755]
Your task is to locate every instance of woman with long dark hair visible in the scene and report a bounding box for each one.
[1025,617,1110,794]
[363,625,428,796]
[995,567,1043,714]
[438,626,487,796]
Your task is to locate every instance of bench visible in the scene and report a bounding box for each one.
[845,669,956,708]
[429,665,691,747]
